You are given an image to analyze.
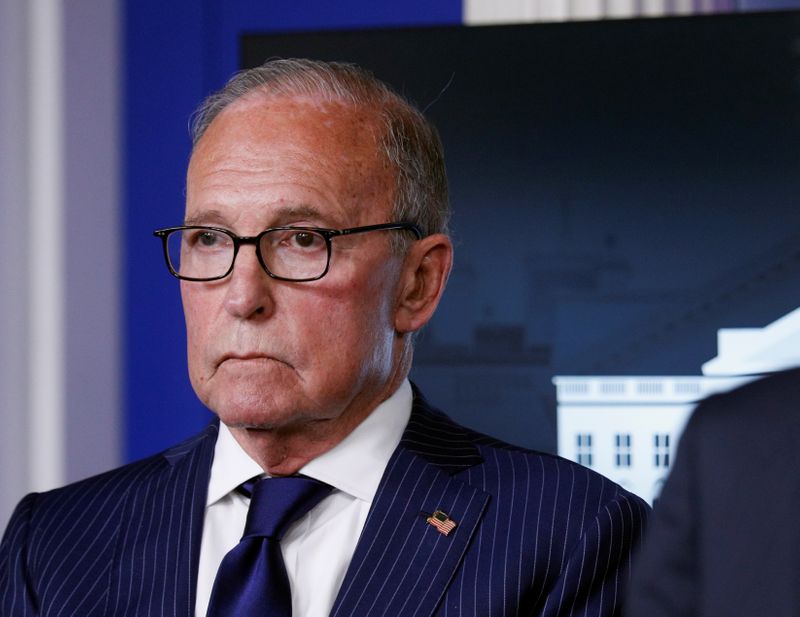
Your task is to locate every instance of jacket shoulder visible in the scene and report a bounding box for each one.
[29,421,218,515]
[688,367,800,444]
[409,388,648,514]
[0,423,217,616]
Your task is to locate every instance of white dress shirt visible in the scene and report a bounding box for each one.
[195,380,412,617]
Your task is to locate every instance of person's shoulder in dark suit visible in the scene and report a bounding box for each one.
[403,397,651,616]
[626,367,800,617]
[0,424,218,616]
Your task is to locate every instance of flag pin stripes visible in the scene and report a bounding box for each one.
[426,510,457,536]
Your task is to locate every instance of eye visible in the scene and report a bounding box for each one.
[263,229,326,254]
[186,228,230,250]
[198,231,220,247]
[292,231,317,248]
[280,230,325,251]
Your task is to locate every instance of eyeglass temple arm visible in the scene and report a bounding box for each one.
[337,223,422,240]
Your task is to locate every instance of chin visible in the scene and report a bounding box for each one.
[196,368,300,422]
[223,420,281,431]
[213,401,292,430]
[208,385,324,429]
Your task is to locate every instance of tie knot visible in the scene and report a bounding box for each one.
[242,476,332,540]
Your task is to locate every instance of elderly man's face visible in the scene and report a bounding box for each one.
[182,94,405,436]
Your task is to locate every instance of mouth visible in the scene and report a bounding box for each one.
[216,353,293,370]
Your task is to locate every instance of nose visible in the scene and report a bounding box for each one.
[223,246,274,319]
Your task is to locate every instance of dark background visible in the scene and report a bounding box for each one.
[240,13,800,452]
[124,5,800,460]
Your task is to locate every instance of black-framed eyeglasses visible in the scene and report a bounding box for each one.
[153,222,422,282]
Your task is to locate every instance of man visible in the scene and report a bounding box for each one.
[1,59,648,616]
[626,367,800,617]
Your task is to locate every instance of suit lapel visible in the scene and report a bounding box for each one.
[109,422,217,616]
[331,394,490,617]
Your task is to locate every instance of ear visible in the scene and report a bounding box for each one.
[394,233,453,334]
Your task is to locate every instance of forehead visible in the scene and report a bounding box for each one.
[207,91,384,151]
[186,93,394,226]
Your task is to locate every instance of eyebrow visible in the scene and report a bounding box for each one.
[183,209,227,227]
[184,205,327,228]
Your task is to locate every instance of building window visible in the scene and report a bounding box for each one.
[614,433,632,467]
[654,433,671,468]
[576,433,593,467]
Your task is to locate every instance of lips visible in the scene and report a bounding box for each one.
[216,352,292,369]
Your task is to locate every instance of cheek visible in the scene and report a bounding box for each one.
[320,266,396,327]
[296,279,393,369]
[181,286,215,371]
[331,274,397,355]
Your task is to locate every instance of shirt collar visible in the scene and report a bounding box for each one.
[206,379,412,506]
[206,422,263,507]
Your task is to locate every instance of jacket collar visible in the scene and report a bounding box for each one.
[401,383,484,474]
[331,386,490,617]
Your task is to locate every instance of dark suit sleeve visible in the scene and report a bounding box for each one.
[0,493,40,616]
[625,413,700,617]
[540,490,650,617]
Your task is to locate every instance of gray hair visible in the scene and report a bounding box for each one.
[191,58,450,244]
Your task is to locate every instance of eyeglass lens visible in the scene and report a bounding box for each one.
[165,228,330,281]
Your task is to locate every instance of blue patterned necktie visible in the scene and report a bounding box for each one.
[206,476,332,617]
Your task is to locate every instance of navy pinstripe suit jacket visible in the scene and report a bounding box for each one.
[1,390,648,616]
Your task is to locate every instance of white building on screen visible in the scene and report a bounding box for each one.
[555,307,800,504]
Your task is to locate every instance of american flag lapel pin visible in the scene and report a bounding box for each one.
[426,510,457,536]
